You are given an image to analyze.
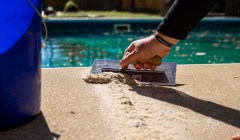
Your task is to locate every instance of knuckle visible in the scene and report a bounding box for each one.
[130,42,136,47]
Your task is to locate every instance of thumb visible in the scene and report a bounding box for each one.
[120,51,139,67]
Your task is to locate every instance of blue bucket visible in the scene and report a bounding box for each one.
[0,0,42,130]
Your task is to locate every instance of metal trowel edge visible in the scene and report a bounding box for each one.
[90,59,177,86]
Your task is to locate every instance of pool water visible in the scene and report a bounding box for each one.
[42,19,240,68]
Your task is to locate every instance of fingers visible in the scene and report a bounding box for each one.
[133,63,157,70]
[120,51,160,70]
[120,43,138,67]
[144,63,157,70]
[120,51,140,67]
[121,51,159,70]
[232,134,240,140]
[124,42,136,54]
[143,63,151,70]
[150,65,157,70]
[120,52,161,69]
[140,56,162,65]
[133,63,143,70]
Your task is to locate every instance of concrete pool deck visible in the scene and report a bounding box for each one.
[0,64,239,140]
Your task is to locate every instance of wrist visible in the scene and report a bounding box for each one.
[155,31,179,45]
[149,35,171,58]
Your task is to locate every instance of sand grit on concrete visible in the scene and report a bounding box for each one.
[83,64,240,140]
[0,64,239,140]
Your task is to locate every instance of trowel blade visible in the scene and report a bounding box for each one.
[90,59,177,86]
[101,67,165,75]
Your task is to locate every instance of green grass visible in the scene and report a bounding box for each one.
[53,10,161,18]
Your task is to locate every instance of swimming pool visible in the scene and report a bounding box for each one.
[42,18,240,68]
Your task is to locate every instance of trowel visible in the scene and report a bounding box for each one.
[90,59,177,86]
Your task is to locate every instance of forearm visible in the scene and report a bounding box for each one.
[157,0,218,40]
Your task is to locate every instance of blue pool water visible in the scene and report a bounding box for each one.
[42,18,240,68]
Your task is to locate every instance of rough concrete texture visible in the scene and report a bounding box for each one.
[0,64,239,140]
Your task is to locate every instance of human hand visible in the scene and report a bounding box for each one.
[122,52,163,70]
[232,133,240,140]
[120,33,178,70]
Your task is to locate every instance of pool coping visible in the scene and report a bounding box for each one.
[42,63,240,69]
[45,17,240,23]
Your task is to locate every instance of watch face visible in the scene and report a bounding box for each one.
[0,0,39,55]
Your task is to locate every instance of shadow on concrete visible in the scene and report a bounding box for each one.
[174,84,186,87]
[0,112,60,140]
[128,84,240,128]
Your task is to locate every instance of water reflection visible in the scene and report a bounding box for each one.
[42,28,240,68]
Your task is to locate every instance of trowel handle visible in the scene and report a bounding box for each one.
[123,52,162,66]
[135,55,162,66]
